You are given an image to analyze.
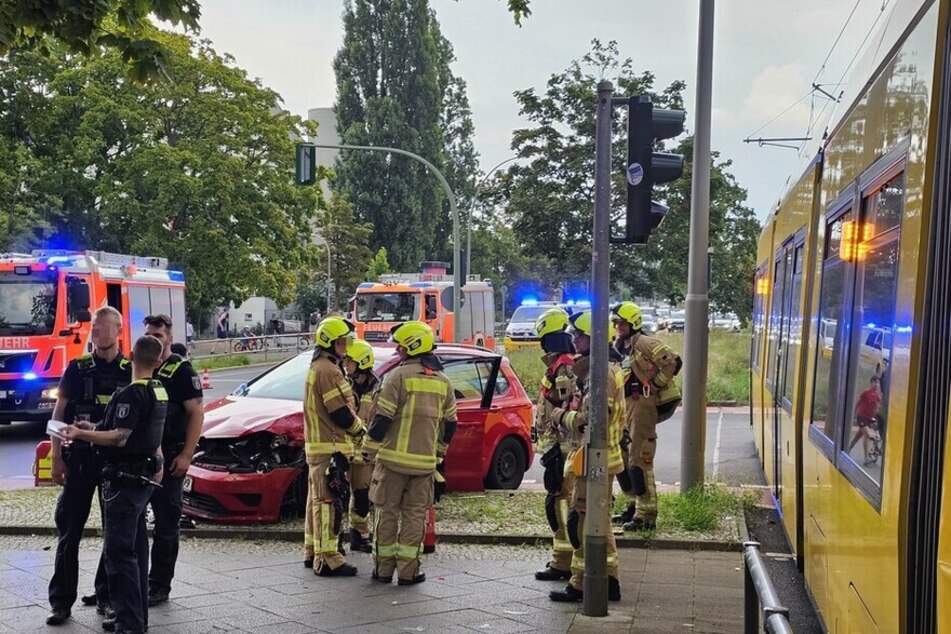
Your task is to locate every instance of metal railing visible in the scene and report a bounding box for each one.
[189,333,313,364]
[744,541,794,634]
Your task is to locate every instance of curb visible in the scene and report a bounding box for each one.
[0,524,742,552]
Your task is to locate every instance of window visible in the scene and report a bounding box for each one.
[766,254,787,388]
[0,271,58,335]
[357,292,419,322]
[243,353,311,401]
[782,245,805,405]
[442,360,501,401]
[751,266,766,370]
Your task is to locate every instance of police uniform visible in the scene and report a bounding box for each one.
[100,378,167,634]
[363,353,457,584]
[304,348,363,573]
[48,352,130,613]
[349,371,380,552]
[550,352,626,600]
[616,333,681,528]
[149,354,202,599]
[536,352,578,578]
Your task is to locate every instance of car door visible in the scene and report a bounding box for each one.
[440,356,501,491]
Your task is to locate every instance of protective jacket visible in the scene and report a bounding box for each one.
[304,349,364,463]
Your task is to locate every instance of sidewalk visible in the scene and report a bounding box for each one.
[0,535,743,633]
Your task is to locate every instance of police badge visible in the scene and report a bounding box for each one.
[117,403,131,419]
[192,376,202,390]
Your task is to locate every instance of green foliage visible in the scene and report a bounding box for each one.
[505,349,545,401]
[365,247,392,281]
[0,1,201,80]
[0,32,321,318]
[658,484,745,533]
[333,0,478,271]
[318,194,373,309]
[192,354,251,371]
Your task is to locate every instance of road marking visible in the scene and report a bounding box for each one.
[712,407,724,482]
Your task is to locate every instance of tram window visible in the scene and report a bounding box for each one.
[864,172,905,237]
[811,210,853,442]
[766,256,786,387]
[751,268,765,369]
[783,245,804,404]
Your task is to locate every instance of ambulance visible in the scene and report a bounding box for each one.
[0,250,186,424]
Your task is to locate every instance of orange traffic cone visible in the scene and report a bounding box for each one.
[201,368,212,390]
[423,506,437,554]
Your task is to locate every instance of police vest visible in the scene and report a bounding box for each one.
[67,354,132,424]
[155,354,192,445]
[101,379,168,461]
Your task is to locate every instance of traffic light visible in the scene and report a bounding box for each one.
[617,95,686,244]
[295,143,316,185]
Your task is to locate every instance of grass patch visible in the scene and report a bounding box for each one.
[506,330,751,405]
[192,355,252,371]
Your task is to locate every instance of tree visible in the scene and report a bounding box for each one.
[366,247,392,280]
[318,194,373,309]
[0,1,201,80]
[0,33,321,318]
[333,0,478,272]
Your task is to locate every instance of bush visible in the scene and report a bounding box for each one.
[193,355,252,371]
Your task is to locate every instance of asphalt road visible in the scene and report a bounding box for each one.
[0,363,278,490]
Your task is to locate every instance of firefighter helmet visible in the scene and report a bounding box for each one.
[611,301,643,331]
[568,310,615,340]
[390,321,435,357]
[314,316,355,349]
[346,338,375,371]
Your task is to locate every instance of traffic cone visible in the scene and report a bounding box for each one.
[423,506,437,554]
[201,368,212,390]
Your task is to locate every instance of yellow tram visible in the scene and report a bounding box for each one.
[751,0,951,631]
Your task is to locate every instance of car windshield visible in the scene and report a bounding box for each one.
[242,353,312,401]
[0,271,58,336]
[510,306,548,323]
[356,292,419,322]
[672,310,686,319]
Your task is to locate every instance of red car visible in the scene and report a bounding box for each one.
[183,345,534,523]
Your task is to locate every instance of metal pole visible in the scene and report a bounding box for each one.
[468,156,519,275]
[325,241,332,310]
[583,79,613,617]
[681,0,715,493]
[311,143,462,341]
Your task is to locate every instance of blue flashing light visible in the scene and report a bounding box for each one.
[46,256,71,265]
[520,298,539,306]
[168,270,186,282]
[23,372,38,380]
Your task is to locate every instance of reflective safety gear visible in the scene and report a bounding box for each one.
[656,383,682,422]
[545,492,560,532]
[308,458,348,572]
[66,353,131,425]
[370,463,433,582]
[346,339,375,371]
[314,316,355,349]
[535,308,570,338]
[541,443,565,494]
[568,310,615,340]
[611,301,643,331]
[389,321,435,357]
[566,510,581,549]
[304,349,362,462]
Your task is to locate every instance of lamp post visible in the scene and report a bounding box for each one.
[467,156,520,275]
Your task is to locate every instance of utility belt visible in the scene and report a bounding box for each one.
[162,441,186,460]
[102,456,163,488]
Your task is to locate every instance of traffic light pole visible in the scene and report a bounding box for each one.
[583,79,613,617]
[681,0,716,492]
[309,143,462,342]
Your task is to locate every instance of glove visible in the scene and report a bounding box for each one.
[620,428,632,452]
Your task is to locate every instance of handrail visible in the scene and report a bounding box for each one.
[744,541,794,634]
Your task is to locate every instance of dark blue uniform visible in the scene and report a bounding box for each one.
[48,353,130,612]
[149,355,202,599]
[100,379,167,634]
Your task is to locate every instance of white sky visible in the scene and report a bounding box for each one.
[188,0,890,219]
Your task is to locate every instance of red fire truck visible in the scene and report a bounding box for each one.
[0,250,186,424]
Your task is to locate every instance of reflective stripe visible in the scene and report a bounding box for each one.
[396,543,421,559]
[153,387,168,401]
[322,383,351,404]
[303,532,314,547]
[553,538,573,553]
[306,442,340,456]
[376,543,397,558]
[318,503,338,554]
[607,554,618,565]
[405,377,448,396]
[95,394,112,405]
[377,448,437,470]
[397,395,415,455]
[377,396,398,415]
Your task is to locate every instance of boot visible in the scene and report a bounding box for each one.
[609,576,621,601]
[350,528,373,554]
[303,555,314,569]
[337,535,347,557]
[549,583,583,603]
[371,570,392,584]
[623,516,656,532]
[535,564,572,581]
[612,505,636,525]
[397,573,426,586]
[317,562,358,577]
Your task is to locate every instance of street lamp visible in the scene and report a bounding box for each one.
[467,156,520,275]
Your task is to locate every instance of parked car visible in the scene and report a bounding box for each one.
[668,310,686,332]
[710,312,741,332]
[182,345,535,524]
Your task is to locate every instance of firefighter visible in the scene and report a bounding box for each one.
[47,306,131,626]
[611,302,682,531]
[344,338,380,553]
[305,317,365,576]
[62,335,168,634]
[548,310,625,603]
[141,314,204,607]
[532,308,579,582]
[363,322,457,585]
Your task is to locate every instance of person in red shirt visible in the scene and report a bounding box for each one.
[849,376,882,465]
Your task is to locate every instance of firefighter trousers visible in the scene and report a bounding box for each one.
[350,460,373,540]
[307,459,346,571]
[630,398,659,522]
[548,468,575,572]
[369,463,433,581]
[569,475,619,591]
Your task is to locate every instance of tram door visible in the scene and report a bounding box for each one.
[771,243,797,502]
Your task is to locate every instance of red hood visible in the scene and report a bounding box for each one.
[202,396,304,440]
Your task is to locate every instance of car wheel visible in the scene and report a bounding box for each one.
[485,437,526,490]
[280,467,308,519]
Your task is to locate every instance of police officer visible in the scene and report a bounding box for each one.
[611,302,682,531]
[141,314,204,606]
[62,335,168,634]
[549,310,624,603]
[47,306,131,626]
[532,309,578,582]
[363,322,456,585]
[345,338,380,553]
[305,317,365,576]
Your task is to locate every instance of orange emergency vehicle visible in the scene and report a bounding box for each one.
[351,261,495,348]
[0,250,186,424]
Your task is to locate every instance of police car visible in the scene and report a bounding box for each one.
[503,300,590,352]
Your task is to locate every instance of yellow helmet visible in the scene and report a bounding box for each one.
[346,338,375,371]
[611,301,643,331]
[390,321,435,357]
[314,316,355,349]
[569,310,615,339]
[534,308,570,338]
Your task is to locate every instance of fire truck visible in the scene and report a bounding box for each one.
[351,261,495,348]
[0,250,186,424]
